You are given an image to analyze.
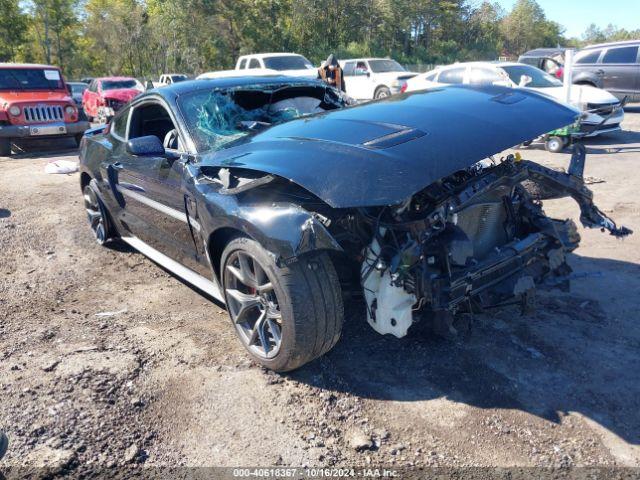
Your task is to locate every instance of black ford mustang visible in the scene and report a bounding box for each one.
[79,76,630,371]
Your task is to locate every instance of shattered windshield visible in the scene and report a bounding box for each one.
[178,84,346,152]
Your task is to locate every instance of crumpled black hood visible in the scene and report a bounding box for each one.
[201,85,580,208]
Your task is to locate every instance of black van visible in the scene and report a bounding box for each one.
[572,40,640,101]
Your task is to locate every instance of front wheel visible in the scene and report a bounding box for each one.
[83,183,117,245]
[221,237,343,372]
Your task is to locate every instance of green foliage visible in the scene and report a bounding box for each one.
[0,0,628,79]
[0,0,29,61]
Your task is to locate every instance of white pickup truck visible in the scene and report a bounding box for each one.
[339,58,417,100]
[149,74,188,88]
[235,53,317,78]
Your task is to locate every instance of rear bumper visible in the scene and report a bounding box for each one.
[0,121,90,139]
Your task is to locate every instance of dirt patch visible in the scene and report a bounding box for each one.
[1,116,640,471]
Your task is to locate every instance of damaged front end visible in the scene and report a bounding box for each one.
[350,148,631,338]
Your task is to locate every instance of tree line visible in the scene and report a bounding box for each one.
[1,0,638,80]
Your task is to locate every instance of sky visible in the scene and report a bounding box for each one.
[494,0,640,38]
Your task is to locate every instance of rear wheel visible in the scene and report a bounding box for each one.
[221,237,343,372]
[375,86,391,99]
[83,183,117,245]
[0,139,11,156]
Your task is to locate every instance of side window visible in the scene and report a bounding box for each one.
[575,49,602,64]
[424,72,437,81]
[88,80,97,92]
[602,46,639,64]
[438,67,465,84]
[469,67,503,85]
[356,61,368,72]
[248,58,260,69]
[111,106,130,140]
[239,58,247,69]
[128,102,182,151]
[343,61,356,76]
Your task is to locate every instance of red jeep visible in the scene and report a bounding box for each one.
[0,63,90,156]
[82,77,143,124]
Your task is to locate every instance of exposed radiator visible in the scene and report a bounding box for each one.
[456,202,508,259]
[23,105,64,123]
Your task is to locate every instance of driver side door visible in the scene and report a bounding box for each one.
[108,100,199,270]
[344,61,374,100]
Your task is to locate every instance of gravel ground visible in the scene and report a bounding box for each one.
[1,110,639,476]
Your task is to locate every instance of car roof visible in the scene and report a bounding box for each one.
[432,61,520,70]
[67,81,88,85]
[582,39,640,49]
[340,57,393,62]
[520,48,566,57]
[149,75,327,99]
[96,76,138,81]
[0,62,60,69]
[239,53,306,59]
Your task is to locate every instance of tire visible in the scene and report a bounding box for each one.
[545,136,564,153]
[221,237,343,372]
[0,139,11,156]
[374,86,391,99]
[83,182,117,245]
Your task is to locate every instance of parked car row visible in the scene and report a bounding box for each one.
[403,61,624,138]
[519,39,640,102]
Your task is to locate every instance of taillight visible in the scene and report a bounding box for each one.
[400,82,408,93]
[555,67,564,80]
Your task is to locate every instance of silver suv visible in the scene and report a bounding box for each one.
[573,40,640,102]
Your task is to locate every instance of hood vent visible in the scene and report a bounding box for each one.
[362,127,426,149]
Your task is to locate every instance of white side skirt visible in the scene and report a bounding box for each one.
[121,236,225,303]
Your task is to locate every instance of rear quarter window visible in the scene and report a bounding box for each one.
[575,49,602,64]
[602,46,639,64]
[438,67,465,84]
[111,107,130,140]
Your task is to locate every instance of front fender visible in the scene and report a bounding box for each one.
[204,203,343,266]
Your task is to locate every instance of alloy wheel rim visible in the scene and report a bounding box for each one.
[223,251,282,359]
[83,186,106,244]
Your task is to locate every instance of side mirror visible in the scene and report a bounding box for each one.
[519,75,532,87]
[126,135,165,156]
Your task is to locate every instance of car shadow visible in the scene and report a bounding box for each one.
[5,137,78,160]
[289,253,640,446]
